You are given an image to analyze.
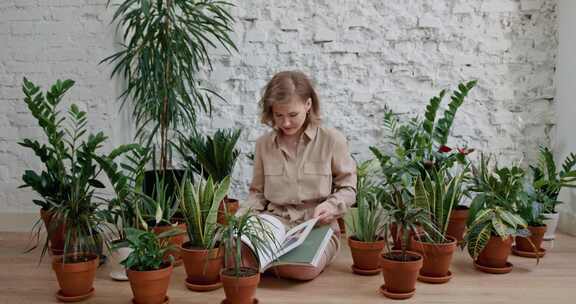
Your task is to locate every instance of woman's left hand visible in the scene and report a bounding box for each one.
[313,202,338,225]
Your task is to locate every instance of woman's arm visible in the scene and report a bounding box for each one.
[239,138,268,214]
[314,131,357,224]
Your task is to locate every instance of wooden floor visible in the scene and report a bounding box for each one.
[1,232,575,304]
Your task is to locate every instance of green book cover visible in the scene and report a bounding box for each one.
[274,225,332,265]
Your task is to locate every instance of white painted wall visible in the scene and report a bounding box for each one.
[555,0,576,235]
[0,0,559,230]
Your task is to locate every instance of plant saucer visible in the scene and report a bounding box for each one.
[56,288,95,302]
[221,298,258,304]
[378,284,415,300]
[473,261,513,274]
[185,277,222,291]
[418,271,453,284]
[133,296,169,304]
[512,246,546,258]
[351,265,381,276]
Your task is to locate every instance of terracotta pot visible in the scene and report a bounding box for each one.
[516,225,547,252]
[181,243,223,289]
[218,198,240,225]
[40,209,66,255]
[127,264,173,304]
[542,212,559,240]
[446,206,469,244]
[348,237,385,273]
[221,268,260,304]
[52,253,99,297]
[153,222,187,264]
[380,251,423,296]
[410,236,457,279]
[477,236,513,268]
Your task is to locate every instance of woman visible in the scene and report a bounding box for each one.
[241,70,357,281]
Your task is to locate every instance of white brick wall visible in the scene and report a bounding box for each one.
[0,0,558,214]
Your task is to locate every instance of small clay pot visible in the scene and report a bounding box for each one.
[221,268,260,304]
[410,236,457,283]
[477,236,513,268]
[181,243,223,291]
[348,236,385,275]
[127,263,173,304]
[380,251,423,298]
[218,198,240,225]
[515,225,547,253]
[152,222,187,265]
[446,206,469,244]
[40,209,66,255]
[52,253,99,299]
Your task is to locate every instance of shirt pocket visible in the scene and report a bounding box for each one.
[302,161,332,198]
[263,163,286,202]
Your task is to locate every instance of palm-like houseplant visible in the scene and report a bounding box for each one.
[103,0,237,172]
[19,78,134,300]
[529,146,576,240]
[115,227,181,304]
[465,154,529,273]
[346,159,388,275]
[178,128,242,223]
[178,174,230,291]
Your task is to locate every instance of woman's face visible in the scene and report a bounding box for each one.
[272,96,311,136]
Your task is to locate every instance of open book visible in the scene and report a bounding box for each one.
[241,214,334,272]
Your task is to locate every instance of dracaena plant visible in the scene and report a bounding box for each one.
[135,173,180,228]
[178,174,230,249]
[464,154,528,259]
[114,227,181,271]
[177,129,241,183]
[530,146,576,213]
[103,0,237,172]
[413,167,469,243]
[18,78,134,260]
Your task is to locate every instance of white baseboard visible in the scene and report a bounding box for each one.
[0,212,40,232]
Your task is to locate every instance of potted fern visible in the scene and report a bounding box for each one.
[178,129,242,224]
[346,159,388,275]
[465,154,529,274]
[220,210,277,304]
[178,174,230,291]
[103,0,237,206]
[410,167,468,284]
[529,146,576,240]
[115,227,181,304]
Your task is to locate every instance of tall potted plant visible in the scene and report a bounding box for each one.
[346,159,388,275]
[103,0,237,202]
[178,174,230,291]
[115,227,181,304]
[19,78,133,301]
[220,210,277,304]
[465,154,530,274]
[178,128,242,223]
[410,167,468,284]
[529,146,576,240]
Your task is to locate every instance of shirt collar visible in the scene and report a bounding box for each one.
[272,122,319,146]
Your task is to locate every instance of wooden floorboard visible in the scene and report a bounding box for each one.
[1,232,575,303]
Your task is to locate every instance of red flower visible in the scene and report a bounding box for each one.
[457,147,475,155]
[438,145,452,153]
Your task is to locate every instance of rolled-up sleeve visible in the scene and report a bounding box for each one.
[320,131,357,218]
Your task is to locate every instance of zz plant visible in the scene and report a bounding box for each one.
[115,227,180,271]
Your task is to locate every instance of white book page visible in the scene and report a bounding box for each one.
[275,217,319,258]
[241,214,286,270]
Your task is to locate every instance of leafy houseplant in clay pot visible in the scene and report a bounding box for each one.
[346,159,388,275]
[178,174,230,291]
[514,189,548,258]
[220,210,277,304]
[115,228,180,304]
[529,146,576,240]
[465,155,530,274]
[96,145,151,280]
[178,128,242,224]
[411,167,468,284]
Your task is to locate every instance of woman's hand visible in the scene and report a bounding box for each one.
[313,202,338,225]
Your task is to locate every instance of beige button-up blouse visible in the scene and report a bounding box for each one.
[242,123,357,228]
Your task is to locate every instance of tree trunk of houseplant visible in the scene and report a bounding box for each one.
[181,243,224,291]
[514,225,547,258]
[221,268,260,304]
[127,263,173,304]
[410,236,457,283]
[152,223,187,266]
[446,206,469,244]
[40,209,66,256]
[348,237,385,275]
[474,236,513,274]
[542,212,559,240]
[52,253,99,301]
[379,251,423,299]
